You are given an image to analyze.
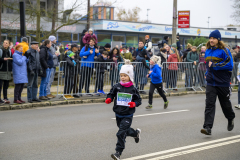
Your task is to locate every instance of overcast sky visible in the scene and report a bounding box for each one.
[65,0,236,28]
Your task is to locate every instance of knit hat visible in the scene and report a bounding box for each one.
[209,30,221,41]
[22,37,28,42]
[49,35,56,42]
[171,43,177,48]
[104,43,111,48]
[145,35,150,39]
[150,56,160,64]
[119,60,134,82]
[89,28,93,32]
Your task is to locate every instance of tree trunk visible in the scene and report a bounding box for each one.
[87,0,90,30]
[51,0,58,34]
[0,0,2,44]
[36,0,41,43]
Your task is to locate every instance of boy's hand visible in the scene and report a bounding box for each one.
[128,102,136,108]
[105,98,112,104]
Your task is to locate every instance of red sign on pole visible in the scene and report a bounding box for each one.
[178,11,190,28]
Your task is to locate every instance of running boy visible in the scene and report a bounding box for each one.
[146,56,169,109]
[105,60,142,160]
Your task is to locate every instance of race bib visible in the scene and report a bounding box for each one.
[117,93,132,106]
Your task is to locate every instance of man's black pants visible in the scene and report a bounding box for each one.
[204,85,235,129]
[115,116,137,154]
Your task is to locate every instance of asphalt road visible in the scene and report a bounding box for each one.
[1,93,240,160]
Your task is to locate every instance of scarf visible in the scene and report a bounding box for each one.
[120,81,133,87]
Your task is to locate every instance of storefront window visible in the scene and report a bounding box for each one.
[58,32,72,42]
[113,35,125,42]
[152,37,162,44]
[126,35,138,48]
[97,34,111,46]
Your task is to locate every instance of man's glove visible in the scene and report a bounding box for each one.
[105,98,112,104]
[128,102,136,108]
[30,71,35,76]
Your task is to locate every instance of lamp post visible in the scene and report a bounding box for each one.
[207,17,210,28]
[147,9,150,23]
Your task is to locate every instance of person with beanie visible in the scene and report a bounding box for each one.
[47,35,60,99]
[105,60,142,160]
[63,51,77,99]
[19,37,29,55]
[146,56,169,109]
[201,30,235,136]
[166,43,181,90]
[120,46,133,62]
[39,40,53,101]
[198,46,207,87]
[145,35,152,53]
[80,29,88,50]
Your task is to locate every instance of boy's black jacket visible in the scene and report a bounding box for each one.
[107,83,142,115]
[95,55,112,73]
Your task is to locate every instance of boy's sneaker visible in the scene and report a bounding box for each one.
[200,127,211,135]
[97,90,101,93]
[146,104,152,109]
[134,128,141,143]
[164,101,169,109]
[101,90,106,94]
[111,152,121,160]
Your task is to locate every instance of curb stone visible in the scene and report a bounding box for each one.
[0,90,236,111]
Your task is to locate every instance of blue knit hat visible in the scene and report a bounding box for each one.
[209,30,221,41]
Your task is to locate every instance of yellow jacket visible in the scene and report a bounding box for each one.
[19,41,29,54]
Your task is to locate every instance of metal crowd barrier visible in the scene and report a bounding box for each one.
[231,62,239,86]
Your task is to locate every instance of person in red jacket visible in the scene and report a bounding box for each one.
[166,43,181,89]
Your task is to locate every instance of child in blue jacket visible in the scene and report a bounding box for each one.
[146,56,169,109]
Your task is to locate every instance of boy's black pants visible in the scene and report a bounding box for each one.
[149,82,167,105]
[115,116,137,154]
[203,85,235,129]
[94,72,104,92]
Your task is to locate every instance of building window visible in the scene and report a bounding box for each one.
[126,35,138,48]
[113,35,125,42]
[93,7,98,20]
[72,33,79,42]
[97,34,111,46]
[58,32,72,42]
[6,0,19,14]
[106,8,111,20]
[152,37,162,44]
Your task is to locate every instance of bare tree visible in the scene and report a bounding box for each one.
[116,6,149,22]
[231,0,240,23]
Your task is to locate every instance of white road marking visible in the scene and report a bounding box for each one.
[147,139,240,160]
[111,110,190,120]
[0,132,4,134]
[123,135,240,160]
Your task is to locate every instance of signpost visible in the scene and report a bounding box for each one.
[178,11,190,28]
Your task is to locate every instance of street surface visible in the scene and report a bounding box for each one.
[1,93,240,160]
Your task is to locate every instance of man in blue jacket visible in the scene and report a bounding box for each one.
[201,30,235,135]
[79,38,100,95]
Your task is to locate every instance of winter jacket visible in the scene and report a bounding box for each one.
[133,47,148,59]
[167,53,178,70]
[120,50,133,62]
[145,39,152,52]
[182,48,191,61]
[187,51,199,63]
[12,51,28,84]
[156,52,167,64]
[0,47,12,80]
[149,64,162,84]
[19,41,29,54]
[64,56,75,78]
[80,46,100,68]
[205,47,233,87]
[50,43,59,67]
[106,83,142,115]
[25,48,42,72]
[39,45,53,77]
[83,33,98,45]
[95,55,112,73]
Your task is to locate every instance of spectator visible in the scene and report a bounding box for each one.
[145,35,152,53]
[121,46,133,61]
[199,46,207,87]
[95,51,112,94]
[70,43,81,97]
[12,44,28,104]
[181,43,192,62]
[47,35,60,99]
[108,47,123,87]
[133,40,150,70]
[83,28,98,49]
[100,43,111,54]
[156,48,168,83]
[79,38,100,95]
[186,46,199,88]
[59,44,65,62]
[39,40,53,100]
[0,40,12,104]
[25,41,42,103]
[166,43,181,90]
[19,37,29,55]
[176,35,181,52]
[80,29,88,50]
[231,46,239,85]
